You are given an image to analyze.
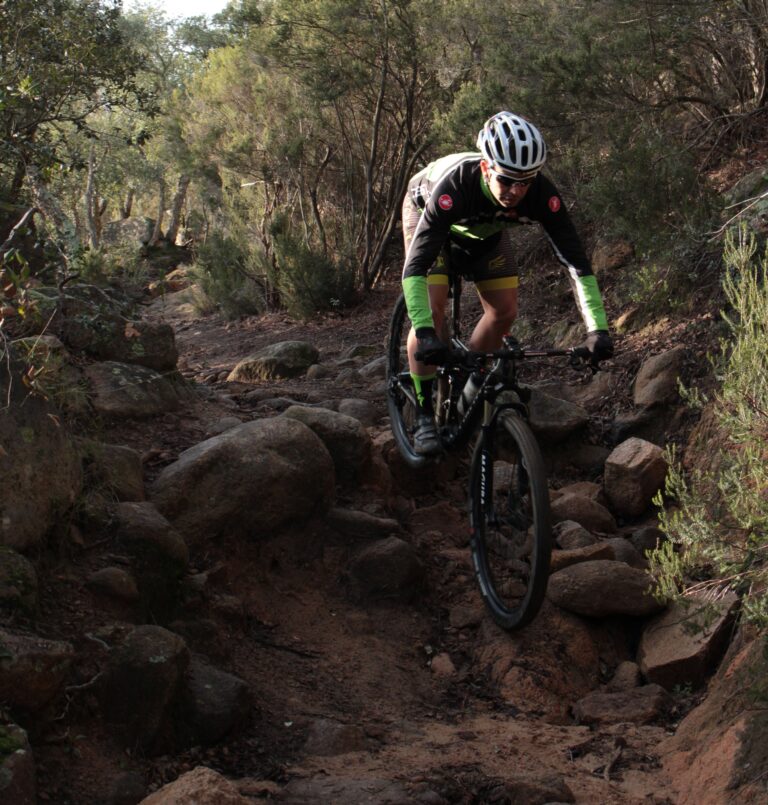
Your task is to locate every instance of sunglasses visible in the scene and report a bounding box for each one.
[489,169,536,188]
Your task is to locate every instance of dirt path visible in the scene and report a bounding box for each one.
[96,280,678,804]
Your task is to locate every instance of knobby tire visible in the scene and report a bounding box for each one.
[469,410,552,630]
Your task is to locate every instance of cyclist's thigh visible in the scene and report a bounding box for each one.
[469,232,519,297]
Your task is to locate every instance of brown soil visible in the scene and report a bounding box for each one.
[27,266,717,804]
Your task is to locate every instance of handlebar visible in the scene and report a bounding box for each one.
[443,339,600,373]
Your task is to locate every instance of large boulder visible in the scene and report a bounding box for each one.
[661,632,768,804]
[633,346,687,409]
[100,626,189,751]
[85,361,187,418]
[152,418,335,544]
[227,341,319,381]
[637,593,740,690]
[547,560,665,618]
[0,628,74,712]
[72,318,178,372]
[604,437,667,518]
[101,217,155,247]
[550,492,617,533]
[0,356,83,551]
[282,405,372,483]
[526,389,589,443]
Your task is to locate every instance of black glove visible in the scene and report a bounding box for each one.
[414,327,448,365]
[584,330,614,362]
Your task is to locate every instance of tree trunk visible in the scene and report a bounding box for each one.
[165,175,190,245]
[149,180,166,246]
[26,166,76,244]
[84,145,99,250]
[121,188,134,219]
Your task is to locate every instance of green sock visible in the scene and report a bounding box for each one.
[411,373,435,415]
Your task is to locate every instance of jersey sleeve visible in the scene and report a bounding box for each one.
[532,178,609,333]
[401,179,465,330]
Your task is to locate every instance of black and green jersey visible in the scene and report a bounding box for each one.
[401,153,608,333]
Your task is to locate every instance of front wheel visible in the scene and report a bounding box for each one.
[469,410,552,630]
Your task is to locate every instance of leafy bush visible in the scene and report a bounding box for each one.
[189,233,267,318]
[272,228,357,319]
[651,230,768,626]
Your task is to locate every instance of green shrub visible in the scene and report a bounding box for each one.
[272,229,357,319]
[188,233,267,318]
[651,229,768,626]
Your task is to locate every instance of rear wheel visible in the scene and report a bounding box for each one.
[469,411,551,630]
[386,294,430,468]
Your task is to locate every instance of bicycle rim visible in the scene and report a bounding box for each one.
[469,411,551,630]
[386,294,430,468]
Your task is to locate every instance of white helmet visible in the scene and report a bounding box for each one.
[476,111,547,177]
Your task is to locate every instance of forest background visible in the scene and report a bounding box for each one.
[3,0,768,619]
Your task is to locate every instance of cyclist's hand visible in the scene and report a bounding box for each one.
[414,327,448,365]
[584,330,614,362]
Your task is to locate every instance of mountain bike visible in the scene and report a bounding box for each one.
[386,276,594,630]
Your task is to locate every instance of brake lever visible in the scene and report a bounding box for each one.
[569,346,600,374]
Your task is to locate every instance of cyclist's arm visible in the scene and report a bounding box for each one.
[401,186,464,330]
[533,180,608,332]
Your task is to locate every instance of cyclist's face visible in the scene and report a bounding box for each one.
[482,161,534,208]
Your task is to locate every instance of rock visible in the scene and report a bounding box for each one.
[0,722,35,805]
[347,536,424,600]
[0,356,83,551]
[554,480,605,504]
[81,440,145,502]
[101,626,189,751]
[326,508,399,541]
[477,603,601,722]
[102,217,154,247]
[550,493,617,533]
[0,628,74,712]
[227,341,319,381]
[637,593,740,690]
[113,502,190,619]
[152,419,335,544]
[303,718,368,756]
[449,604,484,629]
[553,521,596,550]
[526,389,589,443]
[203,416,243,437]
[73,318,178,372]
[0,548,38,614]
[603,537,648,569]
[547,561,665,618]
[337,398,381,426]
[86,566,140,603]
[633,346,687,409]
[604,437,667,518]
[358,355,387,379]
[661,633,768,804]
[138,766,248,804]
[606,660,643,692]
[85,361,186,418]
[179,657,250,745]
[282,405,372,483]
[549,542,615,573]
[572,684,670,725]
[114,502,189,570]
[630,525,667,555]
[430,652,457,678]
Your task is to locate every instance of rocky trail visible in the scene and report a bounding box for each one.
[2,263,765,805]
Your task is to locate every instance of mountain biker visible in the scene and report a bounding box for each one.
[400,111,613,455]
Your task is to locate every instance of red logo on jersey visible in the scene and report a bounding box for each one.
[548,196,561,213]
[438,194,454,211]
